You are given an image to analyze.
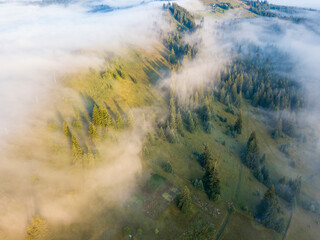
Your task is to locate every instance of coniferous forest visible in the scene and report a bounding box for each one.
[0,1,320,240]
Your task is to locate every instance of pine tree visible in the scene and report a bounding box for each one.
[244,131,260,170]
[88,122,97,140]
[176,110,184,134]
[233,112,242,134]
[72,135,83,165]
[202,144,213,168]
[257,185,285,233]
[25,215,48,240]
[92,105,101,126]
[178,186,192,214]
[63,121,71,137]
[187,111,195,132]
[203,160,220,201]
[100,108,111,127]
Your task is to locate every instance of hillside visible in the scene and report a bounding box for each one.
[0,1,319,240]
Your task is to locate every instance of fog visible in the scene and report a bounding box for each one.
[0,0,166,239]
[1,0,320,238]
[229,14,320,147]
[268,0,320,10]
[0,0,164,141]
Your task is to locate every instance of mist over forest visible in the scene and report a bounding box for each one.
[0,0,319,239]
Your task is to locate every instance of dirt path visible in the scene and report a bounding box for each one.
[282,207,294,240]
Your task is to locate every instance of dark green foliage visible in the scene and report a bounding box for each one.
[233,112,242,135]
[204,122,214,134]
[203,157,220,201]
[168,3,196,31]
[275,177,302,203]
[216,45,306,114]
[244,131,260,170]
[279,143,291,157]
[164,32,198,66]
[257,186,285,233]
[187,111,195,133]
[199,144,213,168]
[243,132,272,186]
[193,179,204,191]
[244,0,305,23]
[161,160,173,173]
[216,2,232,10]
[198,101,212,124]
[178,186,193,214]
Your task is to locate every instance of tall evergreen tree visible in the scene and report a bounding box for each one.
[233,112,242,134]
[202,144,213,168]
[178,186,192,214]
[244,131,260,170]
[203,160,220,201]
[187,111,195,133]
[92,105,101,126]
[100,108,111,127]
[257,185,285,233]
[176,110,184,134]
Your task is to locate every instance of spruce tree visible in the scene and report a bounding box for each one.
[245,131,260,170]
[203,160,221,201]
[257,185,285,233]
[187,111,195,132]
[202,144,213,168]
[178,186,192,214]
[233,112,242,134]
[92,105,101,126]
[176,110,184,134]
[100,108,111,127]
